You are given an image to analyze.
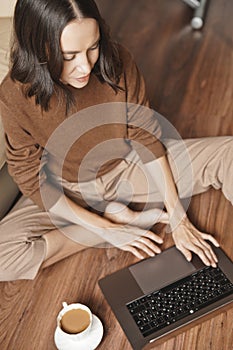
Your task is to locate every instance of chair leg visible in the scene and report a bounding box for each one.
[182,0,200,9]
[181,0,209,30]
[191,0,208,29]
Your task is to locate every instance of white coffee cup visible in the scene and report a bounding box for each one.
[56,302,93,341]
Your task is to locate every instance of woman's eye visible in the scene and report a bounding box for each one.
[62,42,100,60]
[63,54,76,61]
[89,42,100,51]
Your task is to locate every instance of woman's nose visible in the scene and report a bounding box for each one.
[75,54,91,74]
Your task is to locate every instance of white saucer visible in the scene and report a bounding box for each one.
[54,314,104,350]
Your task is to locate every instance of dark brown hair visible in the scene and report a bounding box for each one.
[10,0,123,111]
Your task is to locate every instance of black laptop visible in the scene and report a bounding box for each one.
[99,245,233,350]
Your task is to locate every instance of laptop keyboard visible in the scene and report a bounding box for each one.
[126,266,233,337]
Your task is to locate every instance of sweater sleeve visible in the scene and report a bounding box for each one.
[0,84,61,210]
[120,46,166,163]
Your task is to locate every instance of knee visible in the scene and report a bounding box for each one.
[0,236,44,281]
[0,240,24,281]
[222,137,233,149]
[0,248,42,281]
[0,252,20,281]
[223,137,233,166]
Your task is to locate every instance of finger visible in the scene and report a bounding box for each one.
[176,234,216,267]
[143,231,163,244]
[195,239,218,265]
[188,244,213,267]
[177,245,192,262]
[201,233,220,247]
[137,237,161,254]
[194,234,218,265]
[180,238,217,267]
[203,245,218,265]
[199,245,217,267]
[130,240,157,257]
[121,245,144,259]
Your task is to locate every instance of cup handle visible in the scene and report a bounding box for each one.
[62,302,68,308]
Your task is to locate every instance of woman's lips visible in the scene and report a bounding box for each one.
[75,74,90,83]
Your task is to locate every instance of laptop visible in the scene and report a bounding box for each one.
[98,245,233,350]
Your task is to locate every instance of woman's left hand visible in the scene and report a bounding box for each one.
[171,217,219,267]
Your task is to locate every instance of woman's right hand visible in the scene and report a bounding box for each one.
[99,224,164,259]
[51,196,164,258]
[101,201,165,258]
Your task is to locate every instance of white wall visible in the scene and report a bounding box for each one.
[0,0,17,17]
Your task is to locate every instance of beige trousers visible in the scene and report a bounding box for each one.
[0,136,233,281]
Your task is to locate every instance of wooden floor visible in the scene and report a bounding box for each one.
[1,0,233,349]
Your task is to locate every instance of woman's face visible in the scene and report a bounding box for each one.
[60,18,100,89]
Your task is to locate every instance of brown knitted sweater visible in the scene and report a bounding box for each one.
[0,45,166,209]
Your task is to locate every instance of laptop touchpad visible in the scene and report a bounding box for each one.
[129,246,197,294]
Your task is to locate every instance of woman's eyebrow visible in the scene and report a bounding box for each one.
[62,37,100,54]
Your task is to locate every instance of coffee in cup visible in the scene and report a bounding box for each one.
[61,308,91,334]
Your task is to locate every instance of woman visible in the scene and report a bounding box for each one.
[0,0,232,281]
